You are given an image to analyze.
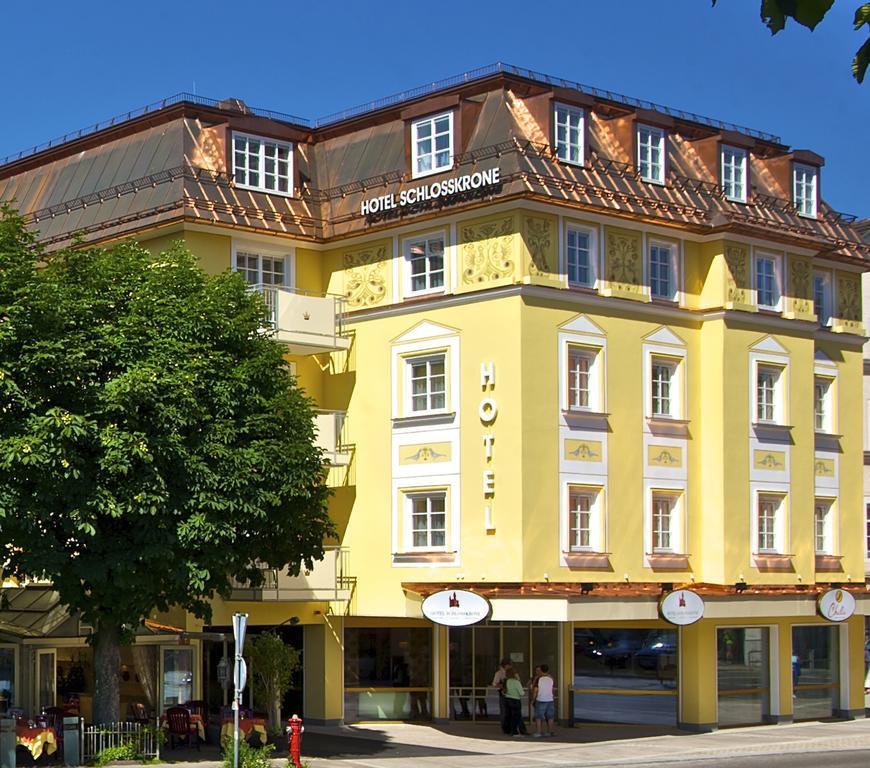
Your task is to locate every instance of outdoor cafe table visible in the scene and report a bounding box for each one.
[159,712,206,741]
[16,723,57,759]
[220,717,267,746]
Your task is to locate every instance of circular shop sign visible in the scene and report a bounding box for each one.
[422,589,490,627]
[659,589,705,626]
[817,588,855,622]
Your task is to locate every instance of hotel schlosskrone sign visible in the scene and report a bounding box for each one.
[360,167,502,220]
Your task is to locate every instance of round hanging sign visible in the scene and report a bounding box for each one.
[421,589,490,627]
[817,588,855,622]
[659,589,705,626]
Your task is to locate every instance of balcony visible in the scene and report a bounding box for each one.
[253,285,351,355]
[229,546,353,602]
[315,410,350,466]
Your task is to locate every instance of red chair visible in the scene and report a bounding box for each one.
[165,706,199,750]
[184,700,206,718]
[42,707,65,749]
[128,702,149,725]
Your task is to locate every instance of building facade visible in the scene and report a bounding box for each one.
[1,64,868,730]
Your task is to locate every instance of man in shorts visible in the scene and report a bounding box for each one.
[532,664,555,737]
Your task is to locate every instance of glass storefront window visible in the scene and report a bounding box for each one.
[792,625,839,720]
[447,622,558,722]
[0,647,15,711]
[717,627,770,726]
[344,628,432,721]
[573,628,677,725]
[162,648,194,710]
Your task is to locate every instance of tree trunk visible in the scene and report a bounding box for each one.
[92,622,121,724]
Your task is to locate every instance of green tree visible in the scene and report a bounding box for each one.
[247,631,300,733]
[0,206,333,724]
[713,1,870,83]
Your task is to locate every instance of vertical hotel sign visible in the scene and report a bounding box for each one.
[480,362,497,531]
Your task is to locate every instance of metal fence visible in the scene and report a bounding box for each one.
[81,721,160,762]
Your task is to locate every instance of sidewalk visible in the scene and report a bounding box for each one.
[155,717,870,768]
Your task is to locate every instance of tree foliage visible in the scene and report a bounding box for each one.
[248,632,300,732]
[713,1,870,83]
[0,206,333,720]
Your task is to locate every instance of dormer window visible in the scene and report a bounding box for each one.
[554,103,585,166]
[637,125,665,184]
[232,133,293,195]
[411,112,453,179]
[793,163,818,218]
[721,146,748,203]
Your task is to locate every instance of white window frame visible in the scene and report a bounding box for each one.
[721,145,748,203]
[813,497,836,555]
[554,103,585,166]
[793,163,818,218]
[754,363,786,425]
[232,132,294,196]
[754,492,787,555]
[403,232,446,297]
[648,240,678,301]
[813,270,832,326]
[647,355,682,420]
[564,483,606,553]
[404,353,447,416]
[643,483,686,557]
[637,125,665,184]
[0,644,19,708]
[814,375,835,433]
[563,340,605,413]
[566,345,602,412]
[405,490,448,551]
[754,251,782,311]
[651,491,680,553]
[565,223,597,288]
[232,242,293,325]
[411,111,454,179]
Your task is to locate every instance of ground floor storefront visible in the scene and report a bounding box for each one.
[292,590,867,731]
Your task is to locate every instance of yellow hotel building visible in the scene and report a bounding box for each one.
[1,64,869,731]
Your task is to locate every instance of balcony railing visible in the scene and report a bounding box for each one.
[251,285,351,355]
[228,546,353,602]
[315,410,350,466]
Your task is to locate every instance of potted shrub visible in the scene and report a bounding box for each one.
[247,632,299,749]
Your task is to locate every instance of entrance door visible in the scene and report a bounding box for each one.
[792,625,839,720]
[448,621,558,722]
[36,649,56,712]
[717,627,770,726]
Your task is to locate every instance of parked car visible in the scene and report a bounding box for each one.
[633,636,677,670]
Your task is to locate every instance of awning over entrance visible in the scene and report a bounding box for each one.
[0,586,69,637]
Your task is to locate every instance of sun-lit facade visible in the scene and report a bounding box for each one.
[1,64,869,731]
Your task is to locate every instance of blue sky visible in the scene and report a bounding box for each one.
[3,0,867,217]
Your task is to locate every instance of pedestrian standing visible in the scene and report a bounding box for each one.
[503,669,526,736]
[532,664,556,737]
[491,658,512,734]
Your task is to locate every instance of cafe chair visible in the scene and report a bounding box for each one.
[165,706,199,751]
[127,702,149,725]
[42,707,65,749]
[184,700,206,718]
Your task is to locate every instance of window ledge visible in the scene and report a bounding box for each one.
[814,554,843,572]
[232,182,295,199]
[646,417,690,438]
[393,412,456,428]
[645,553,691,570]
[563,551,612,570]
[392,551,457,564]
[752,553,794,572]
[562,409,609,430]
[814,432,842,452]
[752,423,794,443]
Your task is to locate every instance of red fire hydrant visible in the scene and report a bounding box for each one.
[287,714,304,768]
